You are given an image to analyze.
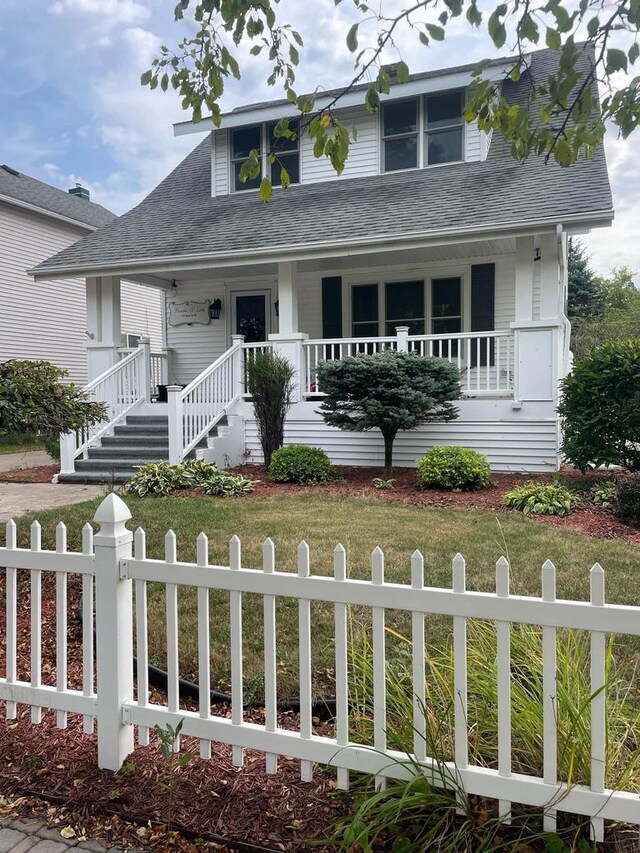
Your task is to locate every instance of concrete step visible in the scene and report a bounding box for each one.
[58,470,135,485]
[127,415,168,425]
[87,446,169,460]
[114,424,169,436]
[102,434,169,448]
[76,459,144,472]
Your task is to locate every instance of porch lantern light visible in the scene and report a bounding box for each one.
[274,299,280,317]
[209,298,222,320]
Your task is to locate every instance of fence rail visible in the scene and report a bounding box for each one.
[1,494,638,843]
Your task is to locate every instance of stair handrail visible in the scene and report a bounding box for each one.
[171,341,243,462]
[60,347,147,475]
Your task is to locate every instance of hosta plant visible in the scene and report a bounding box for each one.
[591,481,617,509]
[126,460,256,498]
[502,481,581,516]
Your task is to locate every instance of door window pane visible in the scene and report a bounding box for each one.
[385,280,425,335]
[236,294,267,342]
[352,284,378,337]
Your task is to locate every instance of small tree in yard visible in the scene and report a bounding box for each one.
[0,360,105,440]
[558,339,640,471]
[316,351,461,475]
[245,351,294,467]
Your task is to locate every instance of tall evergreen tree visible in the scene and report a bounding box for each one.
[567,239,602,319]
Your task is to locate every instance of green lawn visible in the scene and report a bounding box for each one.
[0,432,44,454]
[9,492,640,700]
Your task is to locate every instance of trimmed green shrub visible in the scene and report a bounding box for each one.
[616,476,640,527]
[245,351,294,467]
[269,444,337,485]
[502,481,581,516]
[316,351,460,475]
[416,446,491,491]
[125,460,256,497]
[558,339,640,471]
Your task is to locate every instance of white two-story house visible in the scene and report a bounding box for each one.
[31,45,613,483]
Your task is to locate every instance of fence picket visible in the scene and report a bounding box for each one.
[298,542,313,782]
[371,547,386,791]
[5,520,17,719]
[411,551,426,764]
[165,530,180,752]
[333,544,349,791]
[81,523,94,734]
[134,527,149,745]
[590,563,606,844]
[496,556,511,822]
[263,538,278,774]
[30,521,42,725]
[197,532,212,760]
[542,560,558,832]
[453,553,468,811]
[229,535,244,767]
[55,523,68,729]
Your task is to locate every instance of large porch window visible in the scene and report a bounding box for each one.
[385,280,425,335]
[351,283,379,337]
[431,277,462,335]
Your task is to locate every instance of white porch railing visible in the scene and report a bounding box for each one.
[304,329,514,396]
[1,493,639,845]
[150,351,169,394]
[240,341,273,395]
[60,347,146,474]
[169,340,242,462]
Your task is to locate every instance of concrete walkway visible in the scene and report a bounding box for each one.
[0,483,104,522]
[0,451,53,472]
[0,818,142,852]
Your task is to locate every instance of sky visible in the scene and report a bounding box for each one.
[0,0,637,277]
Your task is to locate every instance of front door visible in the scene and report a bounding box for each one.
[231,290,270,343]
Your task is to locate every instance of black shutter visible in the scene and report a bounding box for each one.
[322,277,343,358]
[471,263,495,367]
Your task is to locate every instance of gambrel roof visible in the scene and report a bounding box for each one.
[32,46,613,278]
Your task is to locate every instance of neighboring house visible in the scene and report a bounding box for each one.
[31,46,613,482]
[0,165,164,384]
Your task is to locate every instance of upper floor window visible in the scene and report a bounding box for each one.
[425,91,464,165]
[381,90,464,173]
[231,125,262,192]
[231,120,300,192]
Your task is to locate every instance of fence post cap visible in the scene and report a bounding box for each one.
[94,492,132,527]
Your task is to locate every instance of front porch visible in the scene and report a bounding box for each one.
[58,230,570,479]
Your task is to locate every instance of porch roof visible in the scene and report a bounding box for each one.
[32,47,613,281]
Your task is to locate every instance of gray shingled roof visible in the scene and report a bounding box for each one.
[0,166,115,230]
[33,46,613,277]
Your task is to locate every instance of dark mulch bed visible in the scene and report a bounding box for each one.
[0,571,346,852]
[0,465,58,483]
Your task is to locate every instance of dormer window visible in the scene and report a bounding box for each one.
[231,120,300,192]
[381,90,464,173]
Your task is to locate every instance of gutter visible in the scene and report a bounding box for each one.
[29,208,614,281]
[0,192,105,233]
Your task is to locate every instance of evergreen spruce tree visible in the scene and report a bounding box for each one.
[567,239,603,319]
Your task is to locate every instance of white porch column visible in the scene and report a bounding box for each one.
[139,336,152,400]
[270,261,307,402]
[276,261,299,334]
[514,236,534,322]
[86,275,122,381]
[538,232,562,321]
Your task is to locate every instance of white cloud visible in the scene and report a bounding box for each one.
[48,0,149,26]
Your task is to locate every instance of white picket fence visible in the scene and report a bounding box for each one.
[1,494,640,843]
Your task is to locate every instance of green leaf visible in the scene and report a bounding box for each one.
[396,60,410,84]
[140,69,153,86]
[488,8,507,48]
[546,28,561,50]
[425,23,445,41]
[466,2,482,27]
[606,48,628,74]
[346,22,359,52]
[629,43,640,65]
[259,177,273,203]
[586,15,599,38]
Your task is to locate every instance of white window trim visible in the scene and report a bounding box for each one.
[379,88,466,175]
[230,121,300,193]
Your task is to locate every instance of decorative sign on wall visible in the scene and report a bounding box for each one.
[168,300,211,327]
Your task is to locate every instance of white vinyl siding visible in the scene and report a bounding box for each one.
[213,129,230,196]
[465,119,484,162]
[0,201,164,385]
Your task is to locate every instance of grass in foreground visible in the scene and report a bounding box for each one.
[7,492,640,701]
[0,431,44,454]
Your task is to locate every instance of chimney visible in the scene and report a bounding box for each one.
[68,182,90,201]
